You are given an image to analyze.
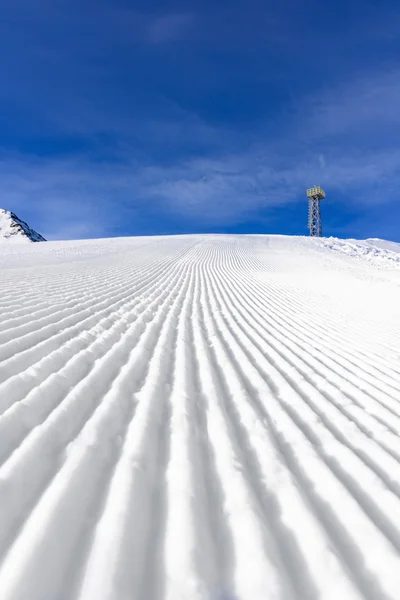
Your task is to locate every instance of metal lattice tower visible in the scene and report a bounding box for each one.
[307,186,325,237]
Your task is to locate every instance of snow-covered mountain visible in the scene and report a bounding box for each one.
[0,234,399,600]
[0,208,46,242]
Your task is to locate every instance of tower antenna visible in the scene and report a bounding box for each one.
[307,186,325,237]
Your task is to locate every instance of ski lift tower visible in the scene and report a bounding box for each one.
[307,185,325,237]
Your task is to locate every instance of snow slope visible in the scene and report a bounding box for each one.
[0,209,46,242]
[0,234,399,600]
[319,236,400,267]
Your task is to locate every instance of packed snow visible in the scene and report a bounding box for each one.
[0,209,46,242]
[319,236,400,267]
[0,234,400,600]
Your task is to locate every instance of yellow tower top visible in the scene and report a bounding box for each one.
[307,186,325,199]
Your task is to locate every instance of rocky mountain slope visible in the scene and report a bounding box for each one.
[0,209,46,242]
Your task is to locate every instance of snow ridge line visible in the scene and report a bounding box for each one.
[0,250,194,599]
[0,244,194,406]
[201,242,400,599]
[0,243,191,354]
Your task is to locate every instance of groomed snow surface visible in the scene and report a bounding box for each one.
[0,234,400,600]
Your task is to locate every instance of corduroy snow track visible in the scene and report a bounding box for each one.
[0,234,400,600]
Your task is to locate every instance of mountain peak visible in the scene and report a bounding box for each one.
[0,209,46,242]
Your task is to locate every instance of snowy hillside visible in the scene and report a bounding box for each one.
[320,236,400,266]
[0,234,400,600]
[0,209,46,242]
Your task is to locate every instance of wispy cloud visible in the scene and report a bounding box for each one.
[145,13,195,45]
[0,157,130,239]
[301,69,400,138]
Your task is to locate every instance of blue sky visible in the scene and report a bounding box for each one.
[1,0,400,241]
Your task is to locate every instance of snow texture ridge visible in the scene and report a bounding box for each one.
[0,234,399,600]
[318,236,400,267]
[0,209,46,242]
